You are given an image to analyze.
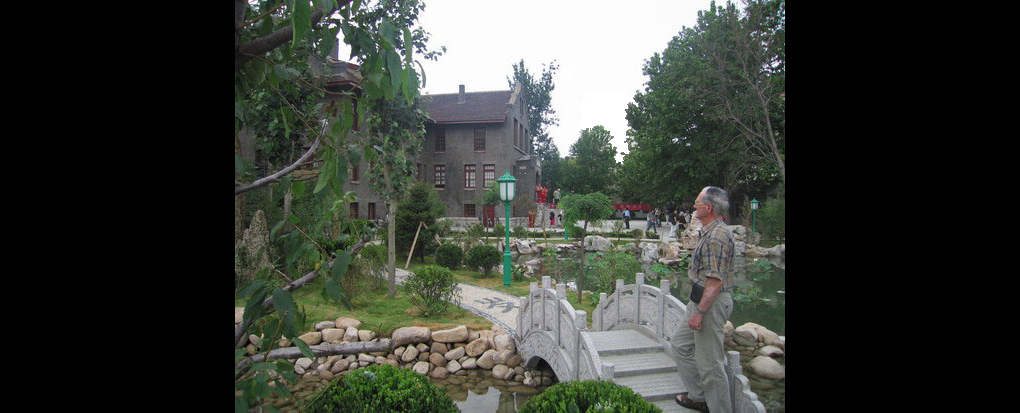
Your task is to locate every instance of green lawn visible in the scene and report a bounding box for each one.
[235,274,492,338]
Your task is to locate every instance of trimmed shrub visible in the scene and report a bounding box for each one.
[435,243,464,270]
[403,265,460,316]
[465,245,501,277]
[304,364,457,413]
[567,225,586,239]
[518,380,660,413]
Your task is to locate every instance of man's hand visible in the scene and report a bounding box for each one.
[688,312,703,331]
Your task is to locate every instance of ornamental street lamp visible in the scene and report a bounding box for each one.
[751,198,760,233]
[497,172,517,286]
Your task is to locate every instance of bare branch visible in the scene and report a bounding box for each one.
[235,139,321,196]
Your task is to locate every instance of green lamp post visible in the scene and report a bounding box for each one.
[497,172,517,286]
[751,198,760,233]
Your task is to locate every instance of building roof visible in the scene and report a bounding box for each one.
[423,89,513,124]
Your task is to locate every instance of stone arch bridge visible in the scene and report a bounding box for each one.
[515,275,765,412]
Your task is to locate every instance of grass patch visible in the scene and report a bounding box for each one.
[234,275,492,338]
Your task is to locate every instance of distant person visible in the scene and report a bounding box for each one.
[672,186,735,413]
[553,188,561,208]
[558,213,563,228]
[623,208,631,229]
[669,209,679,239]
[550,210,555,227]
[646,210,657,234]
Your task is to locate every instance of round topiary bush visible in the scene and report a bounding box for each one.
[403,264,460,316]
[435,243,464,270]
[567,225,586,240]
[518,380,660,413]
[465,245,501,277]
[303,364,458,412]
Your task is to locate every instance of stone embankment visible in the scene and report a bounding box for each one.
[724,321,785,387]
[235,310,556,411]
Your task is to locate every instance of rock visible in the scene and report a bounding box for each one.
[319,371,334,381]
[391,326,432,346]
[246,344,257,355]
[659,242,683,260]
[462,358,477,369]
[431,342,449,355]
[445,346,466,361]
[465,338,490,357]
[476,350,497,369]
[494,335,515,352]
[506,355,523,368]
[492,365,510,380]
[493,350,513,365]
[330,360,350,373]
[748,356,785,380]
[296,358,313,369]
[358,330,376,342]
[723,321,734,338]
[430,367,449,379]
[343,327,360,342]
[321,328,345,343]
[374,356,386,365]
[418,351,430,362]
[294,365,305,375]
[298,332,322,346]
[235,210,272,283]
[447,360,462,374]
[401,345,420,363]
[541,376,554,386]
[249,334,262,346]
[413,361,430,375]
[432,325,469,343]
[395,346,405,358]
[314,321,336,331]
[639,242,660,263]
[235,307,245,324]
[583,235,614,252]
[523,377,534,387]
[382,359,399,367]
[429,352,448,367]
[358,354,375,363]
[758,346,785,358]
[416,343,430,353]
[335,317,362,330]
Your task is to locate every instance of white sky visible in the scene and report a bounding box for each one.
[338,0,716,162]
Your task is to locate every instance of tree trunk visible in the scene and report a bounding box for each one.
[235,130,246,245]
[579,216,588,304]
[383,163,397,298]
[236,339,393,380]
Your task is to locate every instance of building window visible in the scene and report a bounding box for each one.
[368,203,376,220]
[464,204,476,218]
[350,164,359,182]
[350,203,359,219]
[434,165,445,188]
[474,128,485,151]
[484,164,495,188]
[435,128,445,152]
[417,163,423,181]
[464,164,476,189]
[514,119,519,148]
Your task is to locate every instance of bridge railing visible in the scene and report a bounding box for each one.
[593,274,766,413]
[592,273,688,341]
[517,276,603,381]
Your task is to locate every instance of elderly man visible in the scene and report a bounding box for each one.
[672,186,735,413]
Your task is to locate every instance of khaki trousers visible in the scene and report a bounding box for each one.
[671,292,733,413]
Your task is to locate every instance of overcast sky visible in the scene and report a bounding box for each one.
[339,0,717,162]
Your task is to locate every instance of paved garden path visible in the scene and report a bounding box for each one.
[393,268,522,338]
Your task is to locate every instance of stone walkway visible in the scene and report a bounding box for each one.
[393,268,522,339]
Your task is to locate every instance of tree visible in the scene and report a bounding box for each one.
[507,59,560,163]
[234,1,442,410]
[563,126,618,195]
[620,0,783,213]
[395,181,445,262]
[559,192,615,303]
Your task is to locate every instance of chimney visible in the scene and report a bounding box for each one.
[458,85,465,104]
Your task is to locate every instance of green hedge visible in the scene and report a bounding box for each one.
[465,245,501,277]
[403,265,460,317]
[435,243,464,270]
[304,364,458,412]
[519,380,660,412]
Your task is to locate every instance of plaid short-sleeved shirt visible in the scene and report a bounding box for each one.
[688,218,735,291]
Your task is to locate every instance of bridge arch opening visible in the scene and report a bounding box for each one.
[524,356,561,386]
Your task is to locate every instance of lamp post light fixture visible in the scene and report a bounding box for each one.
[497,172,517,286]
[751,198,760,233]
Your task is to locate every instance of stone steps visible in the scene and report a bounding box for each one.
[589,329,687,405]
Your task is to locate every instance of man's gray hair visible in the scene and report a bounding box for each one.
[701,186,729,216]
